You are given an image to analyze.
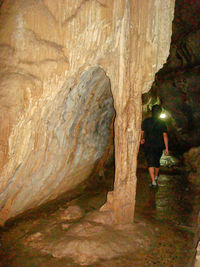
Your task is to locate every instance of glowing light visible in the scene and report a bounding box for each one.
[160,113,166,119]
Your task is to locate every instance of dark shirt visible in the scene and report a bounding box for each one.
[142,117,167,149]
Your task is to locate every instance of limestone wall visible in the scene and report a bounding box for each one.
[0,0,175,224]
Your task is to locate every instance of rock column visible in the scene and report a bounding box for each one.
[0,0,175,224]
[112,0,175,224]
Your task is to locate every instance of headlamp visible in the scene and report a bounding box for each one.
[160,113,166,119]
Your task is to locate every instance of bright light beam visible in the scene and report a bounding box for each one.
[160,113,166,119]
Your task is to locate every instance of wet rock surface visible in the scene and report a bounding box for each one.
[0,166,199,266]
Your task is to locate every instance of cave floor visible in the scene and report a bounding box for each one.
[0,166,199,266]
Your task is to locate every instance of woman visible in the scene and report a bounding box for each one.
[141,105,169,187]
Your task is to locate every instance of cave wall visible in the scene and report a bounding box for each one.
[143,0,200,152]
[0,0,175,224]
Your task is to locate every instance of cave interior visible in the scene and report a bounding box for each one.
[0,0,200,266]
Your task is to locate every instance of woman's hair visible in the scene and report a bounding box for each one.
[152,105,162,118]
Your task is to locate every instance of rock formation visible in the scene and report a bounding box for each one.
[184,147,200,188]
[195,240,200,267]
[143,0,200,152]
[0,0,175,225]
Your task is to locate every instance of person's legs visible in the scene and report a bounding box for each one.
[144,148,157,185]
[148,167,156,183]
[154,148,163,181]
[148,149,162,185]
[155,168,159,176]
[155,167,159,180]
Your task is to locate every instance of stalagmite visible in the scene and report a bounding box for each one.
[0,0,175,225]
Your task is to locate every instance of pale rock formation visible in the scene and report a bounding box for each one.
[24,218,154,265]
[0,0,175,224]
[196,243,200,267]
[0,64,114,224]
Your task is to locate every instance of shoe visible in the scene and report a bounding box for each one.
[149,181,157,187]
[155,176,159,181]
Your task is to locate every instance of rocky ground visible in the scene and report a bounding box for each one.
[0,160,199,266]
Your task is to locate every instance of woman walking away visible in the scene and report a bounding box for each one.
[141,105,169,187]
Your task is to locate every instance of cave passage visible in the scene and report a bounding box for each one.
[1,0,200,265]
[0,162,199,266]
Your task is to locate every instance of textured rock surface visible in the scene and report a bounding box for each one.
[143,0,200,152]
[151,66,200,152]
[184,147,200,188]
[195,212,200,267]
[23,210,153,266]
[59,205,85,221]
[196,242,200,267]
[1,166,197,266]
[0,64,114,224]
[0,0,175,224]
[184,149,200,266]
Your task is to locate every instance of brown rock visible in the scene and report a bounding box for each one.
[195,242,200,267]
[26,232,43,242]
[27,219,154,265]
[0,0,175,225]
[85,210,114,226]
[60,205,84,221]
[99,191,113,212]
[61,223,71,230]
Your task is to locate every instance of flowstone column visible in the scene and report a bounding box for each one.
[113,0,141,224]
[112,0,175,224]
